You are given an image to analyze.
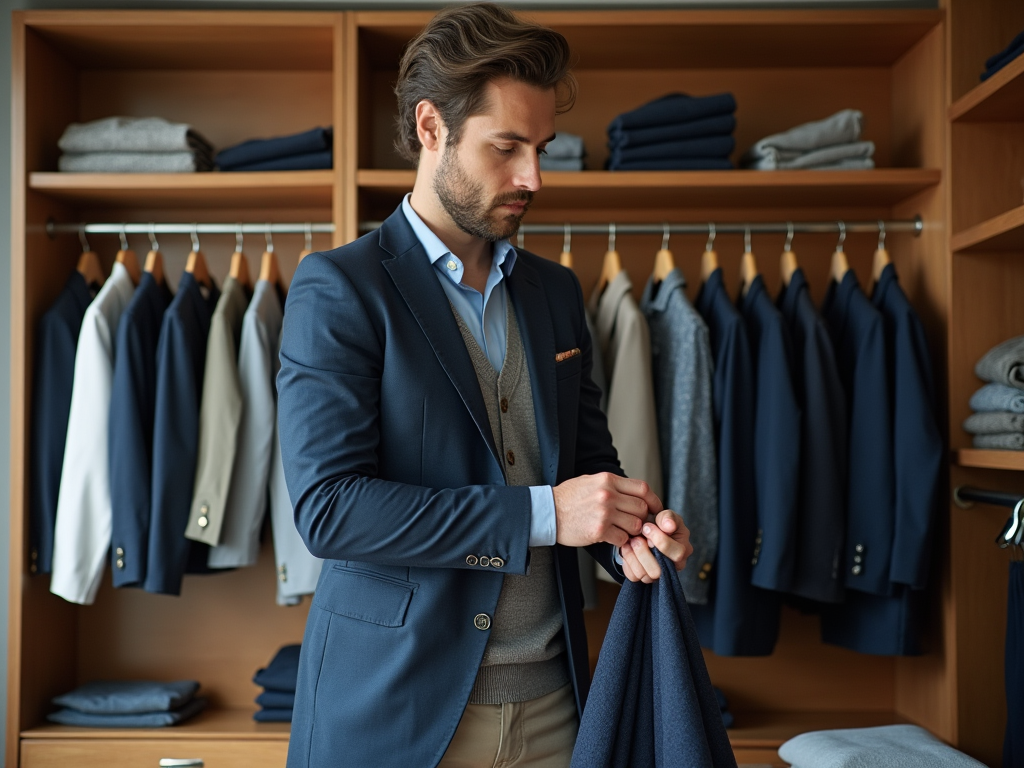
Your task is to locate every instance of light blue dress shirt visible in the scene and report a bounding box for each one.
[401,195,556,548]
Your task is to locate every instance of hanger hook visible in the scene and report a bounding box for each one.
[190,223,200,253]
[563,224,571,254]
[305,222,313,253]
[235,224,244,253]
[744,226,752,254]
[661,224,670,251]
[79,227,90,253]
[836,221,846,253]
[265,223,274,254]
[705,223,715,252]
[877,220,886,251]
[517,229,525,249]
[119,224,129,252]
[608,223,616,253]
[148,222,159,252]
[785,222,794,252]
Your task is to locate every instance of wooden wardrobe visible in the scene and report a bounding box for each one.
[6,5,1020,766]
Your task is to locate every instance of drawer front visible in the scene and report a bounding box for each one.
[22,739,288,768]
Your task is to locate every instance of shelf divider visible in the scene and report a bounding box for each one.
[949,54,1024,123]
[952,205,1024,252]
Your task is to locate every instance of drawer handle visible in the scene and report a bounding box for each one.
[159,760,204,767]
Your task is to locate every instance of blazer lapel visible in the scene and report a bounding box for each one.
[507,256,560,487]
[379,210,502,472]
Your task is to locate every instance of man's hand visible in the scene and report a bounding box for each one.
[552,473,663,548]
[620,509,693,584]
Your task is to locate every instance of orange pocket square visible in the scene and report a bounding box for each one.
[555,348,581,363]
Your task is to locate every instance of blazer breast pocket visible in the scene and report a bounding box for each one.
[555,353,582,381]
[317,565,416,628]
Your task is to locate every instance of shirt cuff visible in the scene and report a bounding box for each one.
[528,486,557,547]
[614,546,624,566]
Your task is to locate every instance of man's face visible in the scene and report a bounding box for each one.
[432,78,556,242]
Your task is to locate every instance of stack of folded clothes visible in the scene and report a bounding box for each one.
[779,725,986,768]
[58,116,214,173]
[982,29,1024,81]
[253,644,300,722]
[540,132,586,171]
[48,680,206,727]
[216,127,333,172]
[966,335,1024,450]
[606,92,736,171]
[740,109,874,171]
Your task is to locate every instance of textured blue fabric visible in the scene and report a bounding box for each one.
[254,707,293,723]
[29,272,92,575]
[609,136,735,165]
[776,268,847,604]
[821,585,923,656]
[280,205,623,768]
[971,383,1024,414]
[571,550,737,768]
[692,269,780,657]
[53,680,199,714]
[1006,561,1024,768]
[215,127,332,169]
[109,272,172,588]
[608,115,736,150]
[981,44,1024,80]
[253,645,301,692]
[145,273,219,595]
[225,150,333,172]
[48,696,207,727]
[822,272,894,597]
[256,689,295,709]
[608,93,737,132]
[739,276,801,595]
[608,158,734,171]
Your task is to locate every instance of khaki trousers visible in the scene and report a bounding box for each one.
[437,684,578,768]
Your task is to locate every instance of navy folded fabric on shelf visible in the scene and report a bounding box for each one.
[254,707,293,723]
[608,92,737,132]
[608,114,737,150]
[48,697,208,728]
[609,135,735,165]
[225,150,333,172]
[216,127,332,170]
[982,29,1024,81]
[255,689,295,709]
[608,158,734,171]
[253,644,301,692]
[53,680,200,715]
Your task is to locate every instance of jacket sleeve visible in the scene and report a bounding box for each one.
[277,253,533,574]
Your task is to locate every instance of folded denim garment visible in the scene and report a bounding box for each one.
[216,127,332,170]
[981,29,1024,80]
[779,725,987,768]
[608,92,736,132]
[983,46,1024,80]
[48,697,208,728]
[53,680,200,715]
[253,645,301,692]
[544,132,585,159]
[742,110,863,165]
[540,156,584,171]
[59,151,211,173]
[608,114,736,149]
[253,707,293,723]
[608,157,733,171]
[744,141,874,171]
[225,150,332,172]
[970,383,1024,414]
[974,433,1024,451]
[963,411,1024,435]
[255,689,295,709]
[59,116,213,155]
[609,135,734,165]
[975,334,1024,389]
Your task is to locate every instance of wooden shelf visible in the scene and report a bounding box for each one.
[21,708,290,741]
[952,205,1024,252]
[28,171,334,209]
[949,53,1024,123]
[358,168,941,211]
[955,448,1024,471]
[727,710,907,747]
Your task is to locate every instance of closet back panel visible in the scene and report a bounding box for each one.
[950,124,1024,233]
[948,0,1024,103]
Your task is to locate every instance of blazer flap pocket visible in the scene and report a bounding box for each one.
[319,567,414,627]
[555,353,582,380]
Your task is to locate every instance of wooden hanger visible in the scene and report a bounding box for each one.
[780,223,798,287]
[872,221,891,285]
[594,224,623,297]
[298,223,314,264]
[559,224,573,270]
[652,224,676,283]
[260,227,281,289]
[830,222,850,284]
[185,225,212,289]
[700,224,719,283]
[143,224,165,287]
[115,226,141,286]
[229,226,252,289]
[76,230,105,289]
[739,227,758,296]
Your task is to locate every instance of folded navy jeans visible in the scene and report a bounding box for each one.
[608,93,736,132]
[253,644,301,692]
[52,680,200,714]
[607,157,733,171]
[608,114,736,149]
[216,127,332,170]
[609,135,735,165]
[224,150,332,172]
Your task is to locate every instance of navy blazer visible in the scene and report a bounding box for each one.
[739,276,801,595]
[109,272,172,587]
[278,206,623,768]
[822,271,895,596]
[29,271,92,575]
[777,268,847,604]
[692,269,780,656]
[145,273,219,596]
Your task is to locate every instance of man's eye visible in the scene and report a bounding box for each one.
[495,146,515,155]
[538,148,549,156]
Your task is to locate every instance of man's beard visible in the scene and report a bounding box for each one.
[433,143,532,243]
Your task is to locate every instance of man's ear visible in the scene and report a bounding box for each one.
[415,100,443,153]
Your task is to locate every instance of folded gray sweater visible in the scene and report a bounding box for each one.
[778,725,987,768]
[58,151,211,173]
[975,334,1024,389]
[973,433,1024,450]
[741,109,863,166]
[544,132,585,159]
[970,382,1024,413]
[963,411,1024,434]
[59,116,213,155]
[744,141,875,170]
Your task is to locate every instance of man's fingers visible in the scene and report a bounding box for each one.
[610,476,664,515]
[620,551,641,583]
[613,492,649,519]
[656,509,678,533]
[610,510,644,537]
[620,545,652,584]
[604,526,629,549]
[630,537,662,581]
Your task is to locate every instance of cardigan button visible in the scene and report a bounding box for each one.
[474,613,491,631]
[506,450,515,466]
[500,397,509,413]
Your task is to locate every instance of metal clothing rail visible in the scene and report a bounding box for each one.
[46,221,335,237]
[358,216,923,237]
[954,486,1024,550]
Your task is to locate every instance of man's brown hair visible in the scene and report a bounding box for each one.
[394,3,576,165]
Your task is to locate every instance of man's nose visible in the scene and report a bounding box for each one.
[511,152,542,193]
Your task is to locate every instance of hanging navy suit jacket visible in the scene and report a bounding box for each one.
[692,269,780,656]
[109,272,172,587]
[145,273,219,596]
[29,271,92,575]
[277,206,624,768]
[777,267,847,604]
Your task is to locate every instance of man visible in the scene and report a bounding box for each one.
[278,5,693,767]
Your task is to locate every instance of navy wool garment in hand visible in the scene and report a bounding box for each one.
[571,550,737,768]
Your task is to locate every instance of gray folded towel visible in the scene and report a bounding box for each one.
[744,141,874,170]
[974,433,1024,450]
[58,152,211,173]
[963,411,1024,434]
[540,156,585,171]
[778,724,987,768]
[741,109,863,167]
[808,158,876,171]
[59,116,213,155]
[975,334,1024,389]
[544,132,585,159]
[970,383,1024,413]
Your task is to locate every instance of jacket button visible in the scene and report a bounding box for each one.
[198,503,210,528]
[116,547,124,557]
[278,564,288,582]
[490,557,504,569]
[479,556,490,567]
[855,543,865,553]
[500,398,509,413]
[851,565,862,575]
[702,562,712,572]
[474,613,491,631]
[506,450,515,466]
[116,558,124,570]
[698,571,708,581]
[466,555,479,566]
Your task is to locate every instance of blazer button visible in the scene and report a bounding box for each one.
[851,565,862,575]
[116,547,124,557]
[116,558,125,569]
[466,555,479,566]
[474,613,491,631]
[500,397,509,413]
[490,557,504,569]
[198,503,210,528]
[278,564,288,583]
[506,450,515,466]
[479,556,490,567]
